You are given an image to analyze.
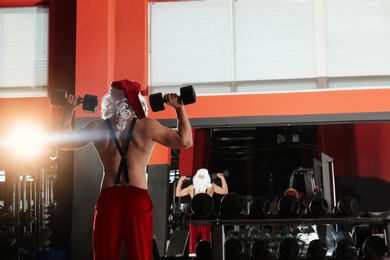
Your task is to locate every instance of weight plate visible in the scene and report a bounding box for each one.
[278,237,300,259]
[251,240,271,260]
[334,239,357,259]
[220,193,244,219]
[277,195,300,217]
[308,197,329,217]
[190,193,214,218]
[362,235,387,258]
[307,239,328,260]
[83,94,98,113]
[249,196,271,219]
[337,196,359,216]
[149,92,165,112]
[180,85,196,105]
[51,89,67,107]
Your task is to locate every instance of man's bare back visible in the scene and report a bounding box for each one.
[56,89,192,191]
[54,80,193,260]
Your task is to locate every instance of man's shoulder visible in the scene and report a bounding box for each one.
[136,117,160,127]
[87,118,105,125]
[84,118,106,129]
[138,117,157,123]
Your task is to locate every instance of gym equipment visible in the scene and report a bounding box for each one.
[289,167,318,202]
[249,196,271,219]
[277,194,300,217]
[306,197,329,217]
[149,85,196,112]
[362,236,387,260]
[50,89,98,113]
[8,156,58,258]
[165,230,189,257]
[334,239,357,259]
[336,196,359,216]
[190,193,214,218]
[352,224,372,249]
[219,193,244,219]
[250,240,271,260]
[225,238,245,260]
[278,237,300,260]
[211,170,230,180]
[306,239,328,260]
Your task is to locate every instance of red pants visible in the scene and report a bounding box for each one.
[93,185,153,260]
[189,224,211,254]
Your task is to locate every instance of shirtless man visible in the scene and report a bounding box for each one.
[55,79,193,260]
[175,168,228,198]
[175,168,228,256]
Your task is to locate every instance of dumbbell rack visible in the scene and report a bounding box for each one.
[190,216,390,260]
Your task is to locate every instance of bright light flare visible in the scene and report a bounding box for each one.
[7,122,49,158]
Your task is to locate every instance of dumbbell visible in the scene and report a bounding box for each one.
[211,170,230,180]
[50,89,98,113]
[219,193,244,219]
[249,196,271,219]
[149,85,196,112]
[190,193,214,218]
[334,239,357,259]
[278,237,300,260]
[277,194,300,217]
[306,239,328,260]
[336,195,359,216]
[306,197,329,217]
[362,236,387,260]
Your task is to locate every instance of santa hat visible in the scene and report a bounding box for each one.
[110,79,146,119]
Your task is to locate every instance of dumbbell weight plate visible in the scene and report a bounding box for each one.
[249,196,271,219]
[190,193,214,218]
[277,194,300,217]
[82,94,98,113]
[362,235,387,258]
[220,193,244,219]
[149,92,165,112]
[251,240,271,260]
[307,239,328,260]
[334,239,357,259]
[278,237,300,259]
[180,85,196,105]
[307,197,329,217]
[51,89,67,107]
[225,238,245,260]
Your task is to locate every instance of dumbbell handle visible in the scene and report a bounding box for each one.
[162,93,184,104]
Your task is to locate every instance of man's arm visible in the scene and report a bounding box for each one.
[166,93,192,148]
[55,94,94,150]
[175,176,192,197]
[174,105,193,148]
[212,173,229,195]
[148,93,193,149]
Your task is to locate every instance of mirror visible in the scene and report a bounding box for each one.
[171,122,390,214]
[167,122,390,258]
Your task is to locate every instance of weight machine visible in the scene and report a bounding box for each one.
[0,156,57,259]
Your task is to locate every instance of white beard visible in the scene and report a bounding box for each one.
[193,169,212,193]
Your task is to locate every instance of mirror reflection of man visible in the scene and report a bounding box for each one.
[175,168,228,256]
